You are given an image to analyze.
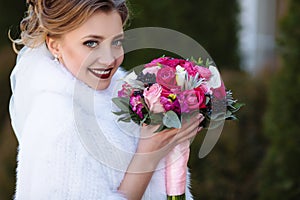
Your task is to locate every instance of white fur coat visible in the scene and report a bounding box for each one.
[9,44,193,200]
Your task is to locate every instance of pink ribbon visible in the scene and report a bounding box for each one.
[166,140,190,196]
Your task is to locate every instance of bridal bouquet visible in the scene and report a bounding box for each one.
[112,56,243,199]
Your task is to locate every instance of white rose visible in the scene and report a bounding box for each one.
[207,65,221,89]
[175,65,187,88]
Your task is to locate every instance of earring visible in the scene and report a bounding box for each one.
[54,54,59,63]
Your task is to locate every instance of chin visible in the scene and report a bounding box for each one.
[96,79,111,90]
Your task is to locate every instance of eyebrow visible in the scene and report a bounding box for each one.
[82,33,124,40]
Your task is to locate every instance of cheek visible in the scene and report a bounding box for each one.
[116,54,124,66]
[62,47,88,75]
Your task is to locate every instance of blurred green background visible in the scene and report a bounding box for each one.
[1,0,299,199]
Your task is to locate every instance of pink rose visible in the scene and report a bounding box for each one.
[196,66,212,80]
[194,86,207,109]
[145,57,170,68]
[145,57,188,69]
[142,66,161,76]
[178,87,206,113]
[160,58,185,68]
[143,83,165,113]
[156,66,179,90]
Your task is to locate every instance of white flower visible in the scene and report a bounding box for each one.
[122,71,144,89]
[207,65,221,89]
[123,71,137,83]
[175,65,187,88]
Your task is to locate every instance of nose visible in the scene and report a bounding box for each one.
[97,46,115,67]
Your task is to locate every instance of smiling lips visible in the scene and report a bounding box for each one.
[89,68,113,79]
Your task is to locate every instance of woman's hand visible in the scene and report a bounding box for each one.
[118,113,204,200]
[137,113,205,164]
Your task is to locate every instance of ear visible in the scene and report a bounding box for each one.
[46,36,62,58]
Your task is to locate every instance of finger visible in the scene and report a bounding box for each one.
[175,128,199,145]
[172,122,198,142]
[181,113,204,129]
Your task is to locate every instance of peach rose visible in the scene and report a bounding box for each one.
[143,83,165,113]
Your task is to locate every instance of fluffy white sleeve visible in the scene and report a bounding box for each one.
[14,92,127,200]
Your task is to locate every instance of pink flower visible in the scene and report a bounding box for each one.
[145,57,170,68]
[160,58,185,68]
[145,57,188,69]
[143,83,165,113]
[156,66,179,90]
[118,83,132,97]
[212,81,226,99]
[129,94,144,119]
[159,88,181,115]
[182,61,198,76]
[196,66,212,80]
[194,86,207,109]
[142,65,161,76]
[178,87,206,113]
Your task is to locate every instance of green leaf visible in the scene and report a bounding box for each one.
[230,102,245,113]
[205,58,213,67]
[198,57,204,65]
[118,115,131,123]
[154,124,167,133]
[112,111,128,116]
[149,113,164,124]
[112,97,130,112]
[140,113,149,126]
[225,110,232,118]
[163,111,182,129]
[226,115,238,120]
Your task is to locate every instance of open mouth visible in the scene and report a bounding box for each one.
[88,68,113,79]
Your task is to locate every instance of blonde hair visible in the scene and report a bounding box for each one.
[11,0,129,52]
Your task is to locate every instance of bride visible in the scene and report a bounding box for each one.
[9,0,203,199]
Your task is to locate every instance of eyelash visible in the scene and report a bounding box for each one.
[83,40,98,48]
[112,39,124,47]
[83,39,124,49]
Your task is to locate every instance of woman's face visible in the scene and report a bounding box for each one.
[49,11,124,90]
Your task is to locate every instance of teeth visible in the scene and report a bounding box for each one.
[90,69,111,75]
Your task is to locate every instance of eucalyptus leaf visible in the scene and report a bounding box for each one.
[150,113,164,124]
[154,124,166,133]
[226,115,238,120]
[230,102,245,113]
[112,111,128,116]
[118,115,131,123]
[112,97,130,112]
[163,111,182,129]
[225,110,232,118]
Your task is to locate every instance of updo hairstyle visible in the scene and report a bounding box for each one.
[12,0,129,51]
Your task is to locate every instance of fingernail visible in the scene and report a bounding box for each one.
[197,127,202,132]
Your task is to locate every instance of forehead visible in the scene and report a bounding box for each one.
[64,11,123,40]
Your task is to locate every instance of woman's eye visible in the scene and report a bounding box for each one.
[112,39,123,48]
[83,40,98,48]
